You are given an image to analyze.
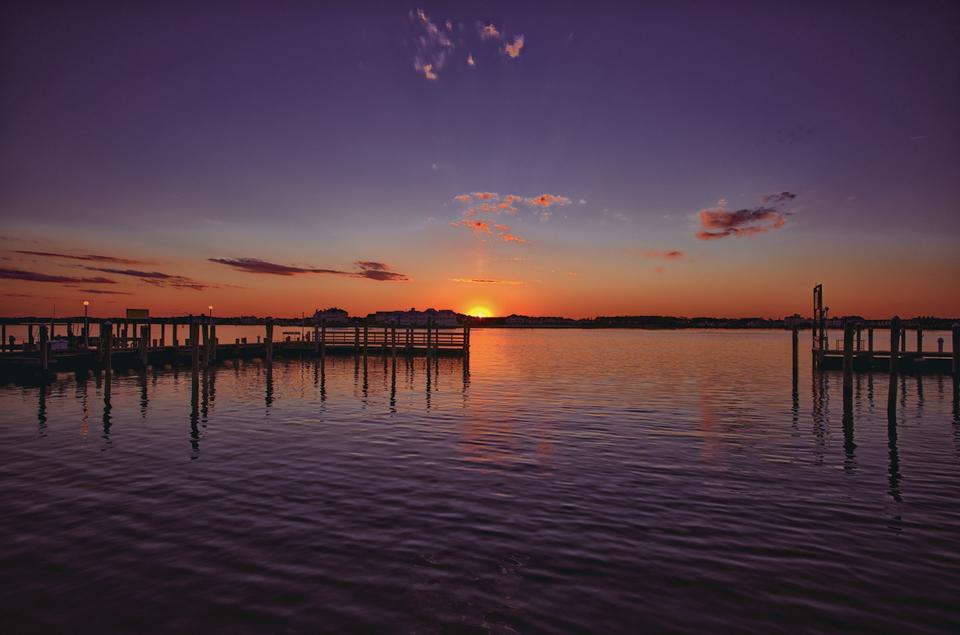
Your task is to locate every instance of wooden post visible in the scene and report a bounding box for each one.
[320,319,326,359]
[383,326,388,354]
[1,323,5,353]
[426,319,432,357]
[173,322,179,351]
[888,316,901,413]
[314,322,321,354]
[209,319,217,363]
[791,325,798,380]
[139,325,149,365]
[265,320,274,365]
[363,321,369,358]
[916,327,923,354]
[39,324,49,372]
[842,321,854,391]
[102,320,113,371]
[354,324,359,356]
[190,320,200,374]
[900,327,906,353]
[952,324,960,390]
[464,325,470,357]
[201,319,209,368]
[160,322,166,348]
[28,324,35,352]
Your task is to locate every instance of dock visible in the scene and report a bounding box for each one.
[0,316,470,382]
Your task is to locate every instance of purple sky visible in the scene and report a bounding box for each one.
[1,1,958,317]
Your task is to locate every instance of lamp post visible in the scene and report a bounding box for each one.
[208,305,213,319]
[83,300,90,348]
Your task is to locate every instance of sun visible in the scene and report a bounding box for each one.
[466,305,492,318]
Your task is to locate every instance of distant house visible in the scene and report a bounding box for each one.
[368,308,460,327]
[313,307,350,324]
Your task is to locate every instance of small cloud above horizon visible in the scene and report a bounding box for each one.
[695,192,795,240]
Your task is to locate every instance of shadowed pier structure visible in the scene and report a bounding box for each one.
[0,315,470,381]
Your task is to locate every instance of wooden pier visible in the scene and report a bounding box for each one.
[0,316,469,382]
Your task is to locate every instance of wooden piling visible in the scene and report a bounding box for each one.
[201,319,209,368]
[952,323,959,387]
[39,325,49,372]
[173,322,179,351]
[209,319,217,363]
[320,319,326,359]
[791,325,799,377]
[160,322,166,348]
[1,323,5,353]
[102,320,113,371]
[314,322,321,354]
[391,326,397,358]
[354,324,359,356]
[888,316,901,413]
[28,324,34,352]
[190,320,200,374]
[842,321,854,392]
[139,325,149,366]
[363,321,368,358]
[917,327,923,354]
[265,320,274,364]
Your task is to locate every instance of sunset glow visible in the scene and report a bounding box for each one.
[466,306,493,318]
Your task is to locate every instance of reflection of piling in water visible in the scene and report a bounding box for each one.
[953,324,960,395]
[39,324,49,372]
[265,319,274,366]
[190,319,200,375]
[139,325,149,366]
[888,316,901,414]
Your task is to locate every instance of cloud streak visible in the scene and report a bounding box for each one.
[0,267,116,284]
[15,250,148,265]
[451,277,525,285]
[209,258,409,281]
[82,267,210,291]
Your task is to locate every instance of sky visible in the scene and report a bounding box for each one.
[1,0,959,319]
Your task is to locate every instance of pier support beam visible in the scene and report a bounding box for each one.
[173,322,179,351]
[209,319,217,363]
[39,325,49,372]
[917,327,923,355]
[888,316,901,414]
[320,319,326,360]
[139,325,149,366]
[843,321,854,413]
[791,326,799,381]
[190,320,200,375]
[102,320,113,372]
[265,320,274,365]
[952,324,959,392]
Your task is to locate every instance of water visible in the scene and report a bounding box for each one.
[1,329,958,634]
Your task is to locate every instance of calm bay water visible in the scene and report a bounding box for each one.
[1,329,958,634]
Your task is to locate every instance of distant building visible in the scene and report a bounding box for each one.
[784,313,810,328]
[313,307,350,324]
[368,308,459,327]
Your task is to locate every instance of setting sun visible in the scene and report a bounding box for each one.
[466,305,493,318]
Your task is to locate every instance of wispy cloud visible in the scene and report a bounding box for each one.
[451,277,525,285]
[412,8,454,80]
[480,22,501,40]
[209,258,408,281]
[81,267,209,291]
[644,250,685,260]
[450,191,573,242]
[451,220,492,235]
[696,192,794,240]
[15,250,148,265]
[0,267,116,284]
[79,289,133,295]
[504,35,525,58]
